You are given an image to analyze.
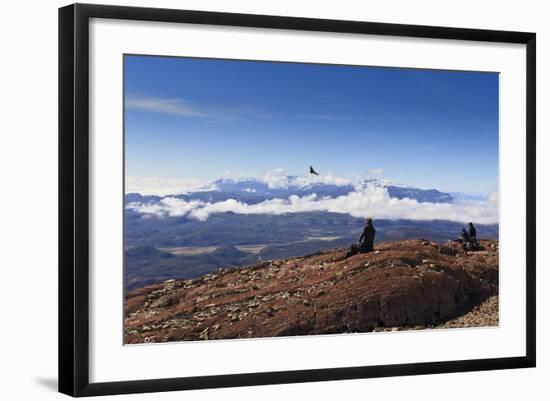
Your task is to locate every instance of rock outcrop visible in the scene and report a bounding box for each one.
[124,239,499,344]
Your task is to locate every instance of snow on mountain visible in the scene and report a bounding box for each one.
[356,178,453,203]
[214,169,351,190]
[125,174,458,205]
[209,176,454,204]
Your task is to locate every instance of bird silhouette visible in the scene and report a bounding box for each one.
[309,166,319,176]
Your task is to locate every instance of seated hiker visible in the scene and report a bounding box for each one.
[459,228,472,251]
[468,222,479,250]
[345,218,376,259]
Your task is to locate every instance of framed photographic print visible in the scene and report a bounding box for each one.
[58,3,536,397]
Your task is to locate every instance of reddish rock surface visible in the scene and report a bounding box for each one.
[124,239,499,344]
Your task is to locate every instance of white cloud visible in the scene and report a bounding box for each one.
[262,169,291,189]
[260,168,351,189]
[126,96,213,118]
[368,168,384,176]
[127,184,499,224]
[293,173,351,188]
[487,190,499,206]
[125,177,215,196]
[126,95,270,120]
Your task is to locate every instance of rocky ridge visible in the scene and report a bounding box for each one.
[124,239,499,344]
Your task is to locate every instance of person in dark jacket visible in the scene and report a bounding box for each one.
[460,228,471,251]
[468,222,479,249]
[345,218,376,258]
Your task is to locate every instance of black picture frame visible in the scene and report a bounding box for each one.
[59,3,536,397]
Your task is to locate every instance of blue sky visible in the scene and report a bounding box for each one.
[124,55,499,194]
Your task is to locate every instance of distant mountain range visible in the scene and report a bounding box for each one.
[125,176,455,205]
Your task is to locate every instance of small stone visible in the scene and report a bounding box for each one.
[199,327,209,340]
[163,279,176,290]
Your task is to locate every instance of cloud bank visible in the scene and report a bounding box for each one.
[126,177,215,196]
[127,184,499,224]
[260,168,351,189]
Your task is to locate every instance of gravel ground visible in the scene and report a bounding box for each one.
[437,295,499,329]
